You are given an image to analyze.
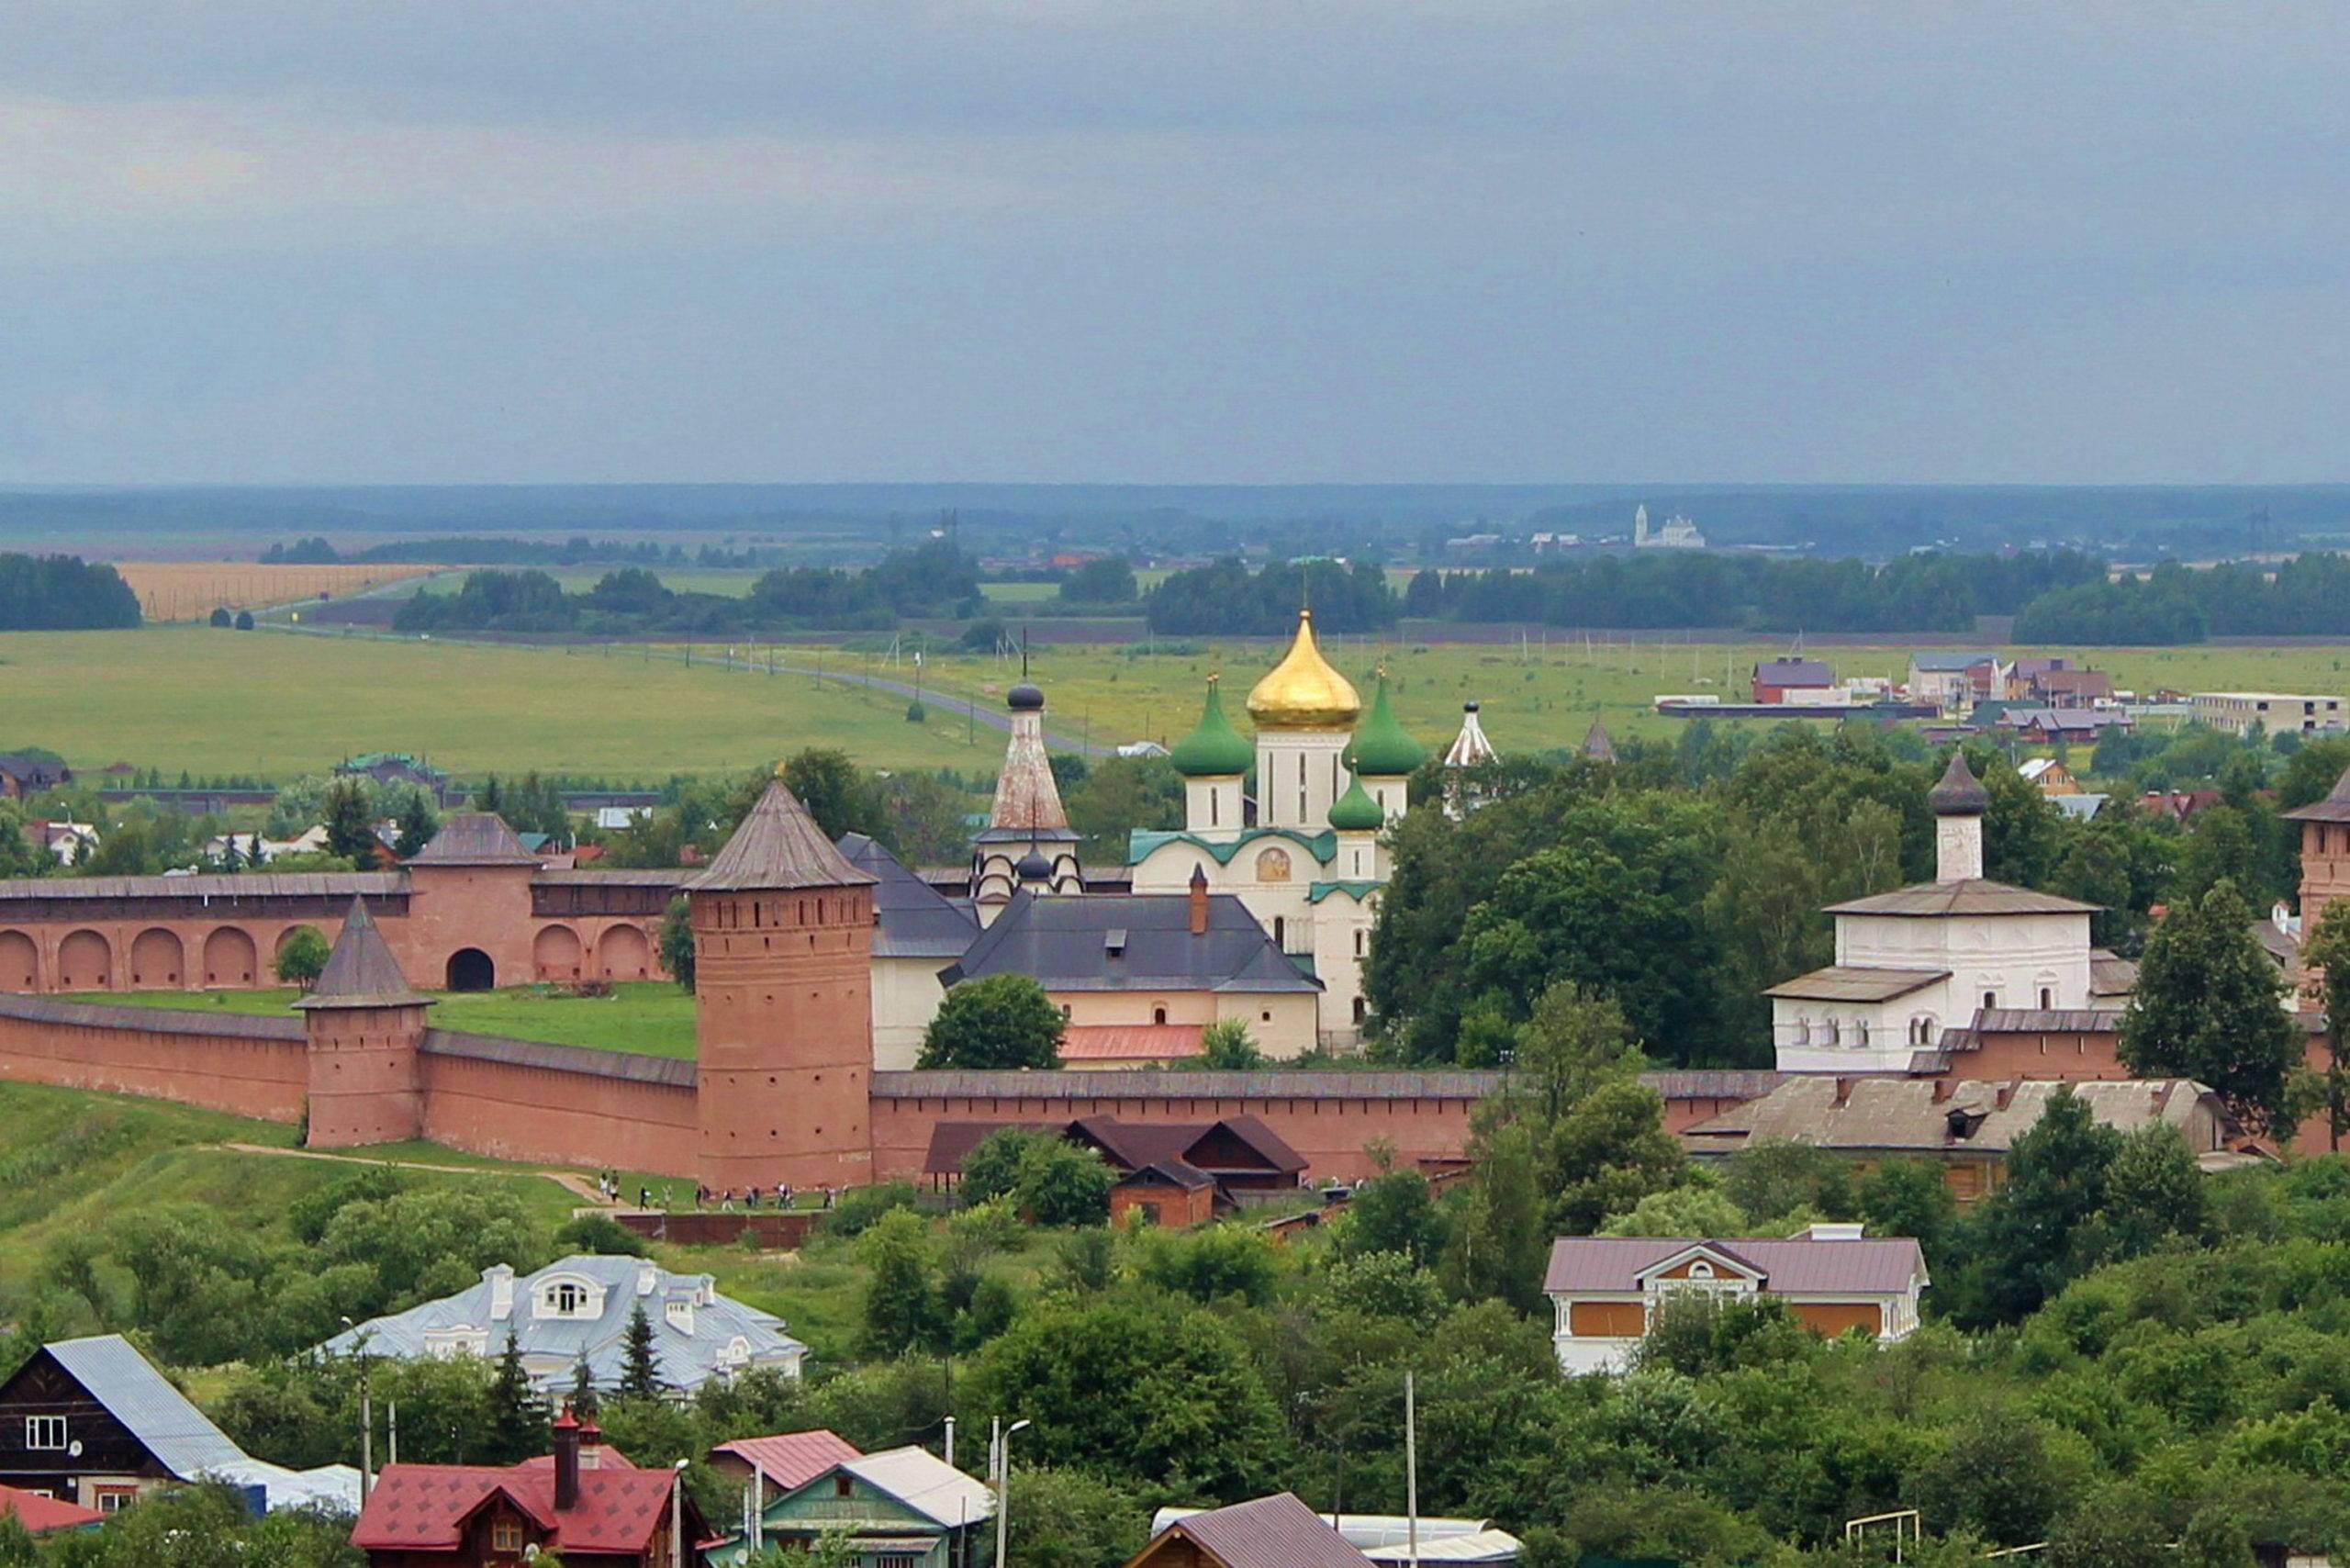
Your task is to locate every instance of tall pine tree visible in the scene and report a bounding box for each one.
[486,1330,545,1463]
[2120,877,2300,1135]
[620,1303,662,1398]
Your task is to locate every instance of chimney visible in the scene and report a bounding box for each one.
[1994,1081,2017,1112]
[1804,1222,1865,1242]
[1832,1076,1855,1108]
[1188,865,1209,935]
[577,1416,604,1471]
[1930,1079,1954,1103]
[552,1406,581,1511]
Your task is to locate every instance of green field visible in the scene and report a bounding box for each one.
[10,622,2350,781]
[67,980,699,1058]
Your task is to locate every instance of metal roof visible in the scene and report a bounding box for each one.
[1824,878,2100,917]
[1153,1510,1523,1564]
[835,1447,995,1529]
[1061,1024,1206,1062]
[1542,1235,1927,1296]
[1151,1493,1376,1568]
[294,899,429,1010]
[941,889,1319,994]
[837,834,979,958]
[690,779,877,891]
[1753,656,1835,686]
[2284,766,2350,823]
[1764,966,1947,1003]
[1908,651,1998,671]
[712,1431,863,1493]
[408,812,542,867]
[1683,1075,2227,1157]
[41,1336,250,1481]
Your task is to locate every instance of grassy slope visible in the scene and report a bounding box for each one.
[62,981,699,1058]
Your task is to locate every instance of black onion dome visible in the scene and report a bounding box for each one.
[1929,751,1990,815]
[1015,847,1054,882]
[1007,683,1046,711]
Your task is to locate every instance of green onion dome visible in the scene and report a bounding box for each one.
[1346,674,1427,778]
[1327,776,1385,833]
[1169,677,1255,777]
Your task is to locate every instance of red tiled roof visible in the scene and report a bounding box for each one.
[1061,1024,1205,1061]
[711,1430,863,1493]
[1147,1492,1374,1568]
[1542,1236,1926,1296]
[349,1462,680,1554]
[0,1484,103,1535]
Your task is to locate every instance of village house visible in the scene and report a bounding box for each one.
[349,1406,707,1568]
[321,1256,807,1395]
[922,1114,1308,1218]
[0,1484,102,1538]
[0,1335,358,1515]
[702,1439,993,1567]
[1997,706,2133,745]
[1125,1492,1378,1568]
[1545,1226,1930,1374]
[1684,1076,2252,1202]
[1751,656,1836,704]
[1906,652,2007,715]
[2018,757,2082,796]
[0,756,71,800]
[1152,1506,1524,1564]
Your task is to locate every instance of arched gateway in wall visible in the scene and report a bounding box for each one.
[446,947,496,991]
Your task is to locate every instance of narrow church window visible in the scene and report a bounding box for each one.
[1152,1005,1167,1025]
[1354,929,1365,958]
[2039,987,2053,1009]
[1273,915,1286,947]
[1983,991,1997,1011]
[1210,792,1218,827]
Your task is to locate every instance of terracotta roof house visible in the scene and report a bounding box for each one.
[707,1428,863,1502]
[922,1114,1307,1196]
[350,1407,708,1567]
[0,1484,103,1536]
[1125,1492,1376,1568]
[1544,1226,1929,1374]
[320,1256,806,1395]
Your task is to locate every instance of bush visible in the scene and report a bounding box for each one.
[554,1213,650,1256]
[828,1182,922,1238]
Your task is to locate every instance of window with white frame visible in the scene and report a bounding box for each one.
[24,1417,66,1450]
[93,1487,136,1514]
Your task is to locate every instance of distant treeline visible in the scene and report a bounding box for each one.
[2013,554,2350,644]
[392,541,986,634]
[269,535,708,567]
[1145,558,1401,634]
[0,554,142,630]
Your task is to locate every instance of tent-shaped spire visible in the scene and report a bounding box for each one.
[408,812,540,867]
[293,899,429,1010]
[691,779,878,891]
[1581,718,1617,763]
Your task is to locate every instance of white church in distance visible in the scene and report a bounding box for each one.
[1767,752,2107,1074]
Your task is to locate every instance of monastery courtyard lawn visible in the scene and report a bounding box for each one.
[66,980,699,1059]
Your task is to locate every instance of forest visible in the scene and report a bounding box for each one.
[0,554,141,631]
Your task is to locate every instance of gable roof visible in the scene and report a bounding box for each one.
[713,1430,863,1492]
[923,1114,1306,1181]
[1754,656,1835,686]
[1134,1492,1376,1568]
[1909,650,1998,672]
[293,898,429,1010]
[349,1461,687,1554]
[1824,878,2099,917]
[1542,1235,1926,1296]
[838,833,979,958]
[1684,1074,2230,1157]
[693,779,877,891]
[0,1484,103,1535]
[830,1446,996,1529]
[1763,965,1948,1003]
[408,812,541,867]
[38,1336,250,1480]
[941,890,1319,993]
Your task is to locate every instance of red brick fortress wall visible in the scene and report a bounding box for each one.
[870,1069,1784,1183]
[416,1032,700,1176]
[0,995,308,1121]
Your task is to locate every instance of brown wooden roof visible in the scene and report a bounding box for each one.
[1130,1493,1374,1568]
[294,899,429,1011]
[408,812,542,867]
[689,780,877,891]
[1824,878,2099,917]
[2284,766,2350,823]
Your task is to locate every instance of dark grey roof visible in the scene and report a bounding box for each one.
[420,1029,698,1088]
[531,868,690,887]
[838,833,979,958]
[1753,656,1835,686]
[294,899,428,1011]
[1764,966,1948,1002]
[1825,878,2099,917]
[408,812,541,867]
[40,1336,251,1480]
[0,994,303,1039]
[691,779,877,891]
[0,871,400,902]
[1928,751,1990,815]
[2284,766,2350,824]
[940,890,1320,994]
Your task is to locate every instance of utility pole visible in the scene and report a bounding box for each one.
[1404,1371,1420,1568]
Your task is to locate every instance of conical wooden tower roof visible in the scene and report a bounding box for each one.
[293,899,429,1010]
[690,779,878,891]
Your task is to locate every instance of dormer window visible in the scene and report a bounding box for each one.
[551,1283,584,1316]
[666,1299,694,1334]
[1688,1260,1714,1280]
[533,1274,605,1320]
[492,1518,523,1551]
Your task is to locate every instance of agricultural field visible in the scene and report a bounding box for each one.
[8,621,2350,781]
[72,980,699,1058]
[110,560,442,622]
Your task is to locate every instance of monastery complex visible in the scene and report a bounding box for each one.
[0,614,2342,1183]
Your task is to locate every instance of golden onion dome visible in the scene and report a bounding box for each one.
[1247,610,1361,731]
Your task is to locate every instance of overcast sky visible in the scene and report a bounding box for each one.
[2,1,2344,486]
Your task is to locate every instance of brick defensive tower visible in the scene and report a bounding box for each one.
[690,779,878,1192]
[297,898,431,1147]
[2288,765,2350,981]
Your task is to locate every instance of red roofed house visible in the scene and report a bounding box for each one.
[0,1483,104,1536]
[1545,1225,1929,1374]
[350,1407,708,1568]
[705,1428,862,1529]
[1124,1491,1375,1568]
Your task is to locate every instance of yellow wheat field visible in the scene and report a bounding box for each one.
[110,561,442,622]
